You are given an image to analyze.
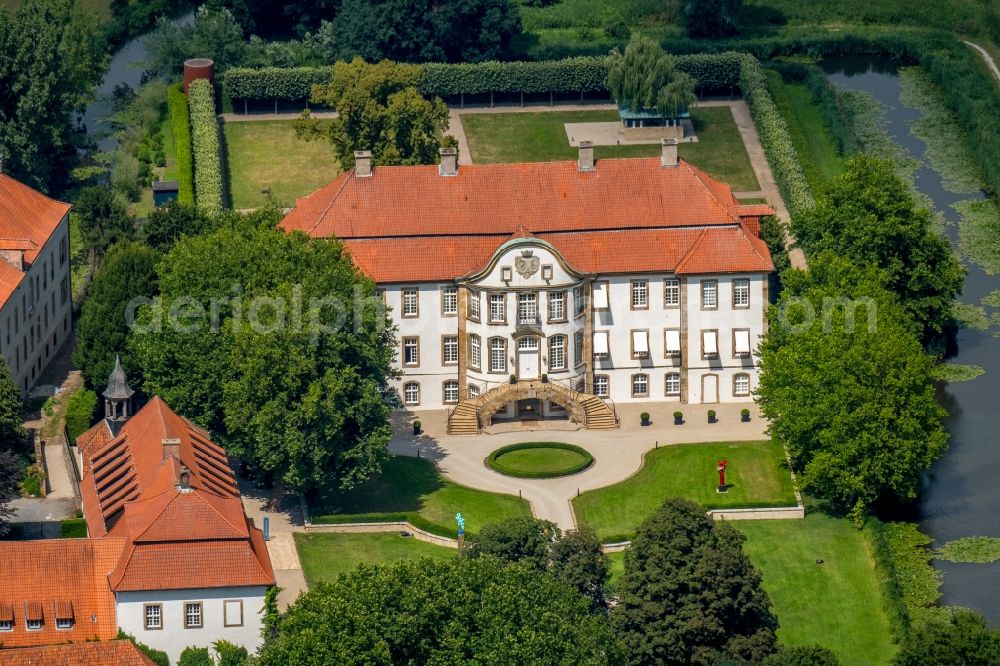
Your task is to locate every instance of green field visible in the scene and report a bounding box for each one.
[573,440,797,541]
[311,455,532,537]
[223,120,340,209]
[295,532,455,586]
[765,70,846,191]
[461,107,760,191]
[736,514,897,665]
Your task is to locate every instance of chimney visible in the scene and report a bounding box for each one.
[354,150,373,178]
[439,147,458,176]
[661,138,678,168]
[578,141,595,172]
[162,438,181,462]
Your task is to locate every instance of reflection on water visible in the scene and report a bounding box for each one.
[821,56,1000,622]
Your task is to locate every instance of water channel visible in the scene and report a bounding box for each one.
[821,56,1000,622]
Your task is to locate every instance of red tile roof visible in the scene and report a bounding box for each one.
[0,174,70,305]
[0,538,125,647]
[0,639,157,666]
[280,157,774,281]
[78,397,275,593]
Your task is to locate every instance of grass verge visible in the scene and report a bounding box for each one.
[223,120,340,209]
[736,513,897,665]
[573,440,797,541]
[461,107,759,190]
[487,442,593,478]
[310,455,532,537]
[294,532,455,586]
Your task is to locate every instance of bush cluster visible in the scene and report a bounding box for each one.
[167,83,194,205]
[187,80,225,215]
[64,388,98,443]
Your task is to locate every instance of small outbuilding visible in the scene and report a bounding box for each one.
[151,180,179,207]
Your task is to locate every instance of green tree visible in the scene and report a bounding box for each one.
[74,186,137,275]
[608,35,697,118]
[178,647,213,666]
[549,525,609,609]
[298,58,450,169]
[0,448,22,536]
[756,253,948,513]
[144,7,248,77]
[678,0,742,38]
[128,209,396,505]
[0,0,105,192]
[327,0,520,63]
[213,640,249,666]
[140,203,215,253]
[260,557,623,665]
[893,610,1000,665]
[0,362,24,448]
[763,645,841,666]
[74,242,159,390]
[790,156,964,345]
[612,498,777,666]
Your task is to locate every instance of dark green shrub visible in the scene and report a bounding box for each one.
[20,465,43,497]
[214,640,249,666]
[64,388,98,443]
[178,647,213,666]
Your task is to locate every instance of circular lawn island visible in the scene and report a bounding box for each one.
[487,442,594,479]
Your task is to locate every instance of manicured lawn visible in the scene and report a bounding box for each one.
[736,514,897,665]
[295,532,455,586]
[494,447,587,475]
[311,455,532,537]
[606,550,625,590]
[223,120,340,209]
[765,70,846,191]
[461,107,759,191]
[573,440,797,541]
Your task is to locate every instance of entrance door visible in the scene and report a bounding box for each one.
[517,337,540,380]
[702,374,719,403]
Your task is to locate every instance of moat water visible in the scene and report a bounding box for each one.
[821,56,1000,622]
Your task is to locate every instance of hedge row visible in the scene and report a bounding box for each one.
[64,388,97,443]
[486,442,594,479]
[220,53,747,103]
[187,79,225,215]
[737,53,814,216]
[166,83,194,205]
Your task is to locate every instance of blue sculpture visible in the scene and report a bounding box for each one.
[456,512,465,536]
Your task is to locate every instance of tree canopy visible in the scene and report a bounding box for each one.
[468,517,609,608]
[144,7,249,77]
[74,241,160,391]
[0,0,105,193]
[608,34,697,118]
[0,362,24,536]
[299,58,450,168]
[127,209,396,503]
[74,186,137,275]
[140,202,217,253]
[893,610,1000,665]
[790,156,964,346]
[756,253,948,513]
[612,498,777,665]
[763,645,841,666]
[678,0,743,38]
[259,556,622,665]
[325,0,520,63]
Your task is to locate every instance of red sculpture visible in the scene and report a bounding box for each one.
[717,460,728,492]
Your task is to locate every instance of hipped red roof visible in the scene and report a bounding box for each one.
[279,157,774,281]
[0,174,70,304]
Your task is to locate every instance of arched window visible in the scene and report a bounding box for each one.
[733,372,751,397]
[548,335,566,371]
[403,382,420,405]
[443,380,459,404]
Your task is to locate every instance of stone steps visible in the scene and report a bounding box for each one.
[446,381,619,434]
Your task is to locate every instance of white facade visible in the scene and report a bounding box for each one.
[116,586,268,664]
[385,238,767,414]
[0,215,72,394]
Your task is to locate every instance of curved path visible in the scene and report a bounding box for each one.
[389,402,768,529]
[963,40,1000,88]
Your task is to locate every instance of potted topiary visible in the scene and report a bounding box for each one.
[708,409,717,424]
[640,412,651,426]
[673,411,683,425]
[413,420,422,436]
[541,373,549,383]
[740,408,751,423]
[510,373,517,384]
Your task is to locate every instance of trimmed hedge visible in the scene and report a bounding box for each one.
[737,53,814,216]
[187,79,225,215]
[60,517,88,538]
[220,53,747,103]
[486,442,594,479]
[167,83,194,205]
[311,511,461,539]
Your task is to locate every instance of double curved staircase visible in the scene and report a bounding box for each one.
[447,379,619,435]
